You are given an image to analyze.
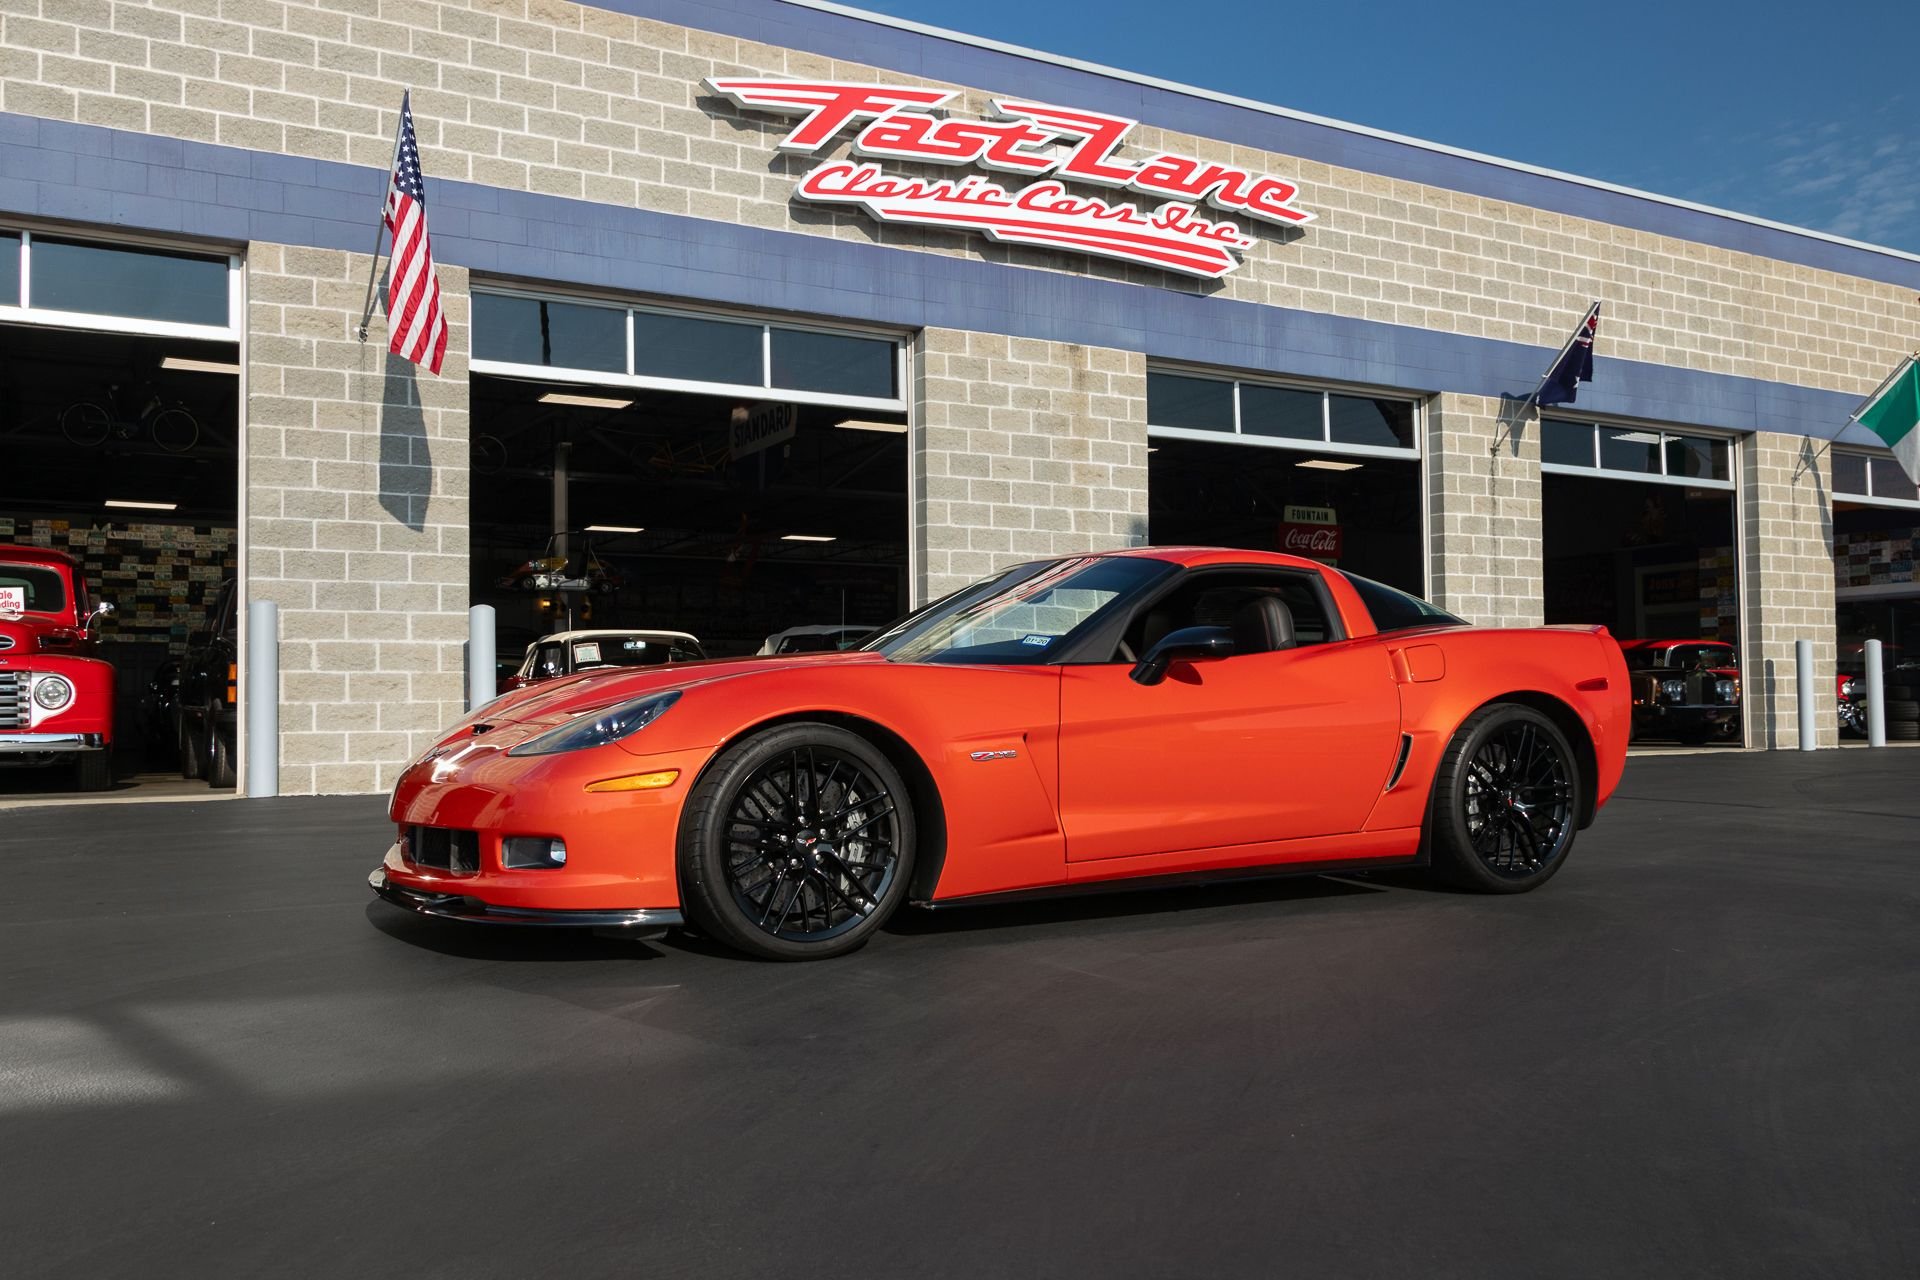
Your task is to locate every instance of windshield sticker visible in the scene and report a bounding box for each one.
[0,586,23,613]
[1020,634,1052,647]
[573,642,602,664]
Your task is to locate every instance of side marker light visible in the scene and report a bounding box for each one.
[584,770,681,793]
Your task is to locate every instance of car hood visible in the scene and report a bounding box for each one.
[464,649,887,734]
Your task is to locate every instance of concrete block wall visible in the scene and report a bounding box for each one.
[1425,393,1544,628]
[0,0,1912,403]
[913,328,1147,601]
[245,242,471,795]
[1741,433,1839,750]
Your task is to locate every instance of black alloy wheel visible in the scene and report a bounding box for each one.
[679,723,916,960]
[1429,704,1583,893]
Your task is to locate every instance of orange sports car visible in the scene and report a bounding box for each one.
[371,548,1631,960]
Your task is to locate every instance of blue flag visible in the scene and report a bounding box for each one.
[1537,302,1600,406]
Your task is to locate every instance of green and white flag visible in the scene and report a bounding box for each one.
[1852,355,1920,485]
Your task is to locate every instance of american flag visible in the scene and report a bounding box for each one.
[383,92,448,375]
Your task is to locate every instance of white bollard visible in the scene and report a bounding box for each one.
[245,598,279,797]
[468,604,496,711]
[1865,638,1886,749]
[1796,639,1816,751]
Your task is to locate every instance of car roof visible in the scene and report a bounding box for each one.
[536,629,700,644]
[1081,546,1338,572]
[0,543,79,568]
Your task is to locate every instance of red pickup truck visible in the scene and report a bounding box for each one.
[0,545,116,790]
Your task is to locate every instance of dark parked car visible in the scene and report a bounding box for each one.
[177,579,238,788]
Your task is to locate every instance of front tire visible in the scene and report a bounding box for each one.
[74,750,112,792]
[679,723,915,961]
[179,716,206,780]
[206,724,236,788]
[1428,704,1583,894]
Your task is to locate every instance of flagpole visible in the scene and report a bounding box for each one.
[1846,351,1920,422]
[1525,299,1602,410]
[356,94,408,344]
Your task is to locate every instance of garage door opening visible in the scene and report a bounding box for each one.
[0,229,243,801]
[1832,449,1920,741]
[468,290,909,677]
[1541,418,1742,747]
[1146,371,1425,593]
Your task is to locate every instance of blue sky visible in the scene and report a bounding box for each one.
[839,0,1920,254]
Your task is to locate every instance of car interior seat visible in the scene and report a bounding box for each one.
[1230,595,1296,655]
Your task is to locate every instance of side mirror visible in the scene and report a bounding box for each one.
[85,601,115,634]
[1130,625,1235,686]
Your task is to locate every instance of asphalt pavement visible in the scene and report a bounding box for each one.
[1,751,1915,1278]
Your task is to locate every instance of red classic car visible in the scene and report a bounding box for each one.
[1617,638,1741,744]
[373,548,1631,961]
[0,545,116,789]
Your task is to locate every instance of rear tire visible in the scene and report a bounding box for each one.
[1427,704,1583,894]
[679,723,915,961]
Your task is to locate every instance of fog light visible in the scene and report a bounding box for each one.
[32,675,74,710]
[502,836,567,869]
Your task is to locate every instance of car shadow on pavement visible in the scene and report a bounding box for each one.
[363,902,670,962]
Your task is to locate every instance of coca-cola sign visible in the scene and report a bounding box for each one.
[1279,522,1342,559]
[705,79,1315,279]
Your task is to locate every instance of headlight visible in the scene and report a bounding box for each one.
[1660,678,1686,702]
[506,691,680,756]
[1715,678,1735,702]
[32,675,74,710]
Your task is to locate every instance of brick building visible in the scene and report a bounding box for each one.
[2,0,1916,794]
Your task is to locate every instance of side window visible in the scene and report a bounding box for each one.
[670,642,704,662]
[1343,573,1466,634]
[1119,569,1339,660]
[533,643,565,679]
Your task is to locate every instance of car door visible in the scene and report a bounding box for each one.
[1055,571,1402,863]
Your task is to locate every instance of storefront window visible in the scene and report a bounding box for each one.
[769,327,896,399]
[1148,370,1420,458]
[1328,396,1414,450]
[473,293,625,372]
[632,310,760,384]
[1541,419,1595,467]
[31,237,228,328]
[1664,432,1730,482]
[1240,384,1320,440]
[1873,457,1919,503]
[0,231,18,307]
[1148,372,1234,432]
[471,288,906,410]
[1598,427,1662,474]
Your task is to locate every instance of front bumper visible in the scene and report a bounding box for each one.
[0,732,105,756]
[369,864,685,930]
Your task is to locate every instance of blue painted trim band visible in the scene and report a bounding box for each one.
[597,0,1920,293]
[0,111,1872,441]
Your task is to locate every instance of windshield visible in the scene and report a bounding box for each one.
[571,637,698,669]
[866,556,1173,664]
[0,565,69,616]
[1663,645,1736,669]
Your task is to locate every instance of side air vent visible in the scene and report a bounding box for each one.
[1383,733,1413,791]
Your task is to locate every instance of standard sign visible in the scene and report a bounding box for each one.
[732,401,799,460]
[706,79,1314,279]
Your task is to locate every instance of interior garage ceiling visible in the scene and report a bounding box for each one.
[0,323,240,522]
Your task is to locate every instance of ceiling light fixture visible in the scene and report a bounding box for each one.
[584,524,644,534]
[539,392,634,409]
[104,499,178,510]
[835,419,908,433]
[1608,430,1663,445]
[1295,459,1363,471]
[160,356,241,375]
[781,534,837,543]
